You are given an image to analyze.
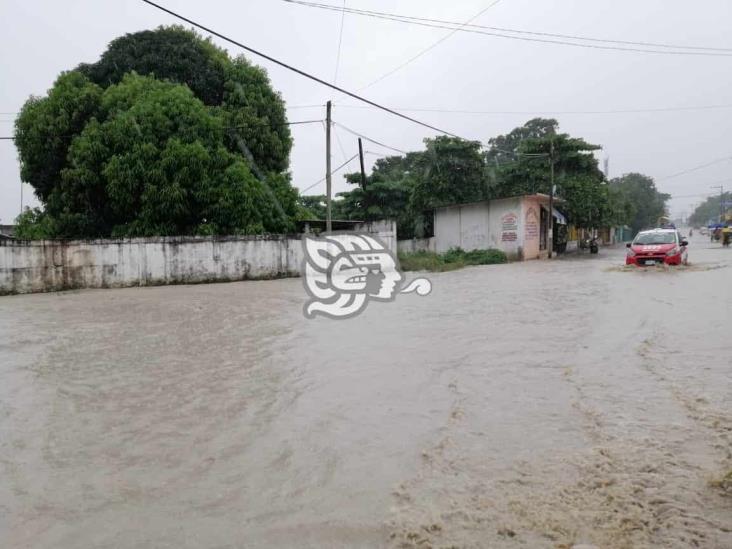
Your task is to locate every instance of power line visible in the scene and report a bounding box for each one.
[332,123,350,163]
[332,121,408,154]
[356,0,502,92]
[301,153,359,193]
[287,0,732,53]
[284,0,732,57]
[658,156,732,181]
[332,0,347,84]
[331,102,732,116]
[138,0,466,139]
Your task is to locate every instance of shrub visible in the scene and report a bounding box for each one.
[399,247,507,272]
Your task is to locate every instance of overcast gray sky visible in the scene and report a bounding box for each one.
[2,0,731,224]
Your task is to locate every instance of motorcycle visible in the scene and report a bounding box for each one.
[579,235,599,254]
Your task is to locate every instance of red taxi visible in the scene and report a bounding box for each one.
[626,229,688,266]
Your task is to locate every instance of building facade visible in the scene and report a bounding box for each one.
[433,194,563,261]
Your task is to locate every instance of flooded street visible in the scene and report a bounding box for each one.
[1,236,731,548]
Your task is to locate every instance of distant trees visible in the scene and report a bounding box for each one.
[689,192,731,226]
[607,173,670,233]
[485,119,608,228]
[322,119,658,237]
[14,26,296,239]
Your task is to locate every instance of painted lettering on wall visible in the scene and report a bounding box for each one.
[501,212,518,242]
[525,207,539,240]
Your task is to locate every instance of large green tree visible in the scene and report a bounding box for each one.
[329,140,485,239]
[15,26,296,238]
[486,119,610,228]
[608,173,670,234]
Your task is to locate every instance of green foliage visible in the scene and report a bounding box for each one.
[14,207,56,240]
[608,173,670,234]
[398,251,465,272]
[219,57,292,173]
[78,25,228,105]
[332,119,640,238]
[334,140,485,240]
[76,26,291,173]
[411,136,486,210]
[442,247,508,265]
[399,247,507,272]
[486,119,609,228]
[689,192,731,226]
[296,194,327,220]
[14,71,102,202]
[15,26,297,239]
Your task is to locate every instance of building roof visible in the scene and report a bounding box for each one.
[433,193,566,211]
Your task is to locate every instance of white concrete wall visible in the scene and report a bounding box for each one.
[397,237,436,254]
[433,198,524,260]
[434,204,464,253]
[354,219,398,253]
[0,236,304,295]
[0,223,396,295]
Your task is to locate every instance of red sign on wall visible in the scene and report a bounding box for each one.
[501,212,518,242]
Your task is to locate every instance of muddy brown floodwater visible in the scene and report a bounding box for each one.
[1,235,731,549]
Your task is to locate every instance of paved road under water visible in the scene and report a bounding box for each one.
[1,235,731,548]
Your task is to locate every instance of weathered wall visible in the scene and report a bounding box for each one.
[0,235,305,295]
[1,220,398,296]
[487,198,523,260]
[397,237,436,254]
[433,198,524,260]
[521,196,544,260]
[353,220,398,253]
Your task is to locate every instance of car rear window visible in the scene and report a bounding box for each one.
[634,232,676,245]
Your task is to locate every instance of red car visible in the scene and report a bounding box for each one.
[626,229,688,266]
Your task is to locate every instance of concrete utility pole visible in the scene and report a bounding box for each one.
[548,136,555,259]
[326,100,332,233]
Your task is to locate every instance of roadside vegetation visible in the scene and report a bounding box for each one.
[13,29,670,242]
[14,26,298,239]
[399,247,507,272]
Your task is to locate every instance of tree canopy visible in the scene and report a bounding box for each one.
[308,119,668,238]
[688,191,731,226]
[607,173,670,233]
[15,26,295,238]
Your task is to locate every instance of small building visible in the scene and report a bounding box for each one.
[433,194,565,261]
[296,219,397,253]
[0,225,15,240]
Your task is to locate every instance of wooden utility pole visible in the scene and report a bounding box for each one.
[548,137,555,259]
[326,100,332,233]
[358,138,366,189]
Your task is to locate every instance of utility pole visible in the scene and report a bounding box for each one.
[548,136,555,259]
[325,100,332,233]
[358,138,367,190]
[711,184,725,222]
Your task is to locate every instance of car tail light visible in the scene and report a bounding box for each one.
[666,246,679,256]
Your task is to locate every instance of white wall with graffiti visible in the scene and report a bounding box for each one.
[433,195,553,261]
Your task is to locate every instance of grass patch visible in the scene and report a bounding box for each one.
[399,247,507,272]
